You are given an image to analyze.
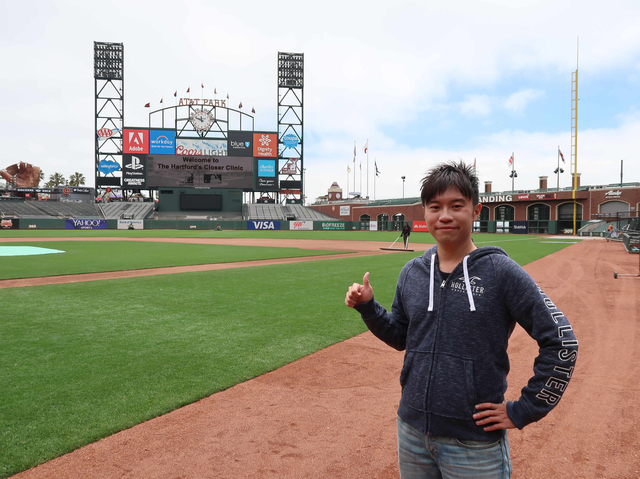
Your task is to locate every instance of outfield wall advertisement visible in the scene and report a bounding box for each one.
[247,220,281,230]
[321,222,345,230]
[147,155,253,188]
[290,221,313,230]
[117,219,144,230]
[65,219,107,230]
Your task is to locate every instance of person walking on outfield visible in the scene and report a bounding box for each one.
[345,161,578,478]
[402,222,412,249]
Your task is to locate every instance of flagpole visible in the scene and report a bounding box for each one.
[366,139,369,198]
[511,152,515,191]
[353,141,356,195]
[374,159,376,200]
[557,146,560,190]
[360,161,362,195]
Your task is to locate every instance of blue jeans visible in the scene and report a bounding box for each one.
[397,417,511,479]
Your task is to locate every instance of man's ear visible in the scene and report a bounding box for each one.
[473,203,483,221]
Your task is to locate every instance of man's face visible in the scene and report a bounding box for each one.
[423,186,482,249]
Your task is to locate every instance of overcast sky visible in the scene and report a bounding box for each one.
[2,0,640,203]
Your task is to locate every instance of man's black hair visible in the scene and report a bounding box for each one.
[420,161,479,206]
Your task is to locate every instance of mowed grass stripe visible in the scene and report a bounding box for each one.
[0,241,347,280]
[0,239,577,477]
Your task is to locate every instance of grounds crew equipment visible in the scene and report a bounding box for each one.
[380,236,414,252]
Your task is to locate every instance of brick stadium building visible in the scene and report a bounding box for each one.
[310,177,640,235]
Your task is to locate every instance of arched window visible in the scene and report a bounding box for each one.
[479,206,490,221]
[495,205,514,221]
[557,202,583,221]
[527,203,550,221]
[392,213,405,222]
[377,213,389,231]
[359,214,371,222]
[599,200,629,215]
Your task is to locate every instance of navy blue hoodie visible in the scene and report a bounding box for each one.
[355,245,578,441]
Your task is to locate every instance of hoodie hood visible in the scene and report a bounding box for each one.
[424,245,508,313]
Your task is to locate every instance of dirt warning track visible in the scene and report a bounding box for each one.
[10,238,640,478]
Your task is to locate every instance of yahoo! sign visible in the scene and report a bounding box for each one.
[65,219,107,230]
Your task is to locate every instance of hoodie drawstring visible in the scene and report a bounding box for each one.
[463,255,476,312]
[428,253,436,311]
[428,252,476,312]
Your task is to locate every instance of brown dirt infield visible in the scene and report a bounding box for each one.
[7,236,640,478]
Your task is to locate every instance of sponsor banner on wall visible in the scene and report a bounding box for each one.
[281,158,298,174]
[253,133,277,157]
[123,128,149,154]
[258,159,276,177]
[1,218,19,229]
[479,194,513,203]
[290,220,313,230]
[533,193,557,200]
[412,221,429,232]
[123,154,147,188]
[258,178,276,189]
[149,130,176,154]
[247,220,281,230]
[282,133,299,149]
[516,194,530,201]
[117,219,144,230]
[369,221,378,231]
[147,155,253,188]
[65,219,107,230]
[176,138,227,156]
[340,205,350,216]
[98,159,120,174]
[513,221,528,234]
[228,131,253,157]
[322,222,345,230]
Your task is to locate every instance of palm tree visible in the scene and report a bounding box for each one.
[45,172,66,188]
[69,172,86,187]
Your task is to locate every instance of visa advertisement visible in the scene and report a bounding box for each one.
[147,155,253,188]
[247,220,281,230]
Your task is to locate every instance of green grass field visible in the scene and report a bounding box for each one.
[0,231,579,477]
[0,241,346,280]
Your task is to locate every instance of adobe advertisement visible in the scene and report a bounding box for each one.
[147,155,253,188]
[253,132,277,157]
[123,128,149,154]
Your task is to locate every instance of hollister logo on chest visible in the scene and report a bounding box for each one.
[450,276,485,296]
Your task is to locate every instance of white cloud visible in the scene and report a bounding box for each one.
[459,95,493,117]
[503,89,545,114]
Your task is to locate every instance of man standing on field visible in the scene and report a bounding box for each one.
[345,161,578,478]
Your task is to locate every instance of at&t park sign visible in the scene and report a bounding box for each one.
[177,97,227,107]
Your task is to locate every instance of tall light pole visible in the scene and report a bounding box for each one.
[401,176,406,198]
